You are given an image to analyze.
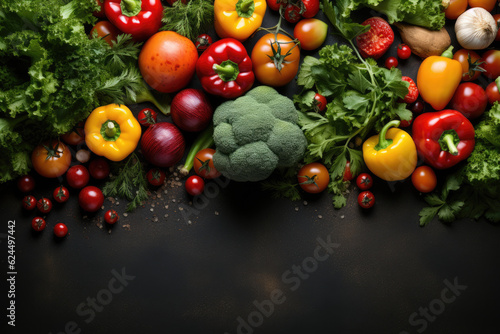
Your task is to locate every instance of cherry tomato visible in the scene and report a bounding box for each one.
[104,210,119,224]
[410,100,425,114]
[313,93,327,112]
[89,21,122,47]
[79,186,104,212]
[53,186,70,203]
[266,0,282,11]
[37,197,52,214]
[61,122,85,146]
[32,217,46,232]
[137,108,157,127]
[486,81,500,104]
[17,175,35,193]
[23,195,37,211]
[385,56,398,69]
[66,165,90,189]
[356,173,373,190]
[397,44,411,59]
[193,148,221,179]
[297,162,330,194]
[53,223,68,238]
[445,0,467,20]
[453,49,484,82]
[195,34,213,52]
[147,168,166,186]
[284,4,302,23]
[411,166,437,193]
[343,161,355,182]
[88,158,110,180]
[482,50,500,80]
[93,0,106,18]
[357,191,375,209]
[301,0,320,18]
[468,0,497,11]
[450,82,488,119]
[293,18,328,51]
[31,140,72,178]
[185,175,205,196]
[494,14,500,42]
[251,33,300,87]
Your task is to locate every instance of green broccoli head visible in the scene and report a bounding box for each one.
[212,86,307,182]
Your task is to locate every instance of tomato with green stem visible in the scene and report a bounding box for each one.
[17,175,35,193]
[23,195,37,210]
[53,186,69,203]
[397,44,411,59]
[53,223,68,237]
[313,93,327,112]
[193,148,220,179]
[357,191,375,209]
[411,166,437,193]
[147,168,166,186]
[138,108,157,127]
[356,173,373,190]
[195,34,212,52]
[185,175,205,196]
[37,197,52,214]
[31,140,72,178]
[266,0,282,11]
[104,210,119,224]
[32,217,46,232]
[293,18,328,51]
[61,122,85,146]
[297,162,330,194]
[284,4,302,23]
[300,0,320,18]
[453,49,484,82]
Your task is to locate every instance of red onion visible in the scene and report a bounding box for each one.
[171,88,213,132]
[141,122,185,167]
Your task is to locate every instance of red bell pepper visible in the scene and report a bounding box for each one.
[195,38,255,99]
[104,0,163,42]
[412,110,475,169]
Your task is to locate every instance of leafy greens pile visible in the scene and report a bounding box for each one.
[419,103,500,225]
[161,0,214,40]
[0,0,162,182]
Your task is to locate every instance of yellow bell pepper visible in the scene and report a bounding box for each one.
[84,104,141,162]
[214,0,266,42]
[362,120,417,181]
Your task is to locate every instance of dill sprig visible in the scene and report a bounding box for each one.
[161,0,214,41]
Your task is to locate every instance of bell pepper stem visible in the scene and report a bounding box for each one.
[121,0,142,17]
[240,0,254,13]
[213,60,239,82]
[236,0,255,18]
[441,133,459,156]
[374,120,400,151]
[105,121,117,138]
[441,45,454,59]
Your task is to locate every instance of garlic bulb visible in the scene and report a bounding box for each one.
[455,7,498,50]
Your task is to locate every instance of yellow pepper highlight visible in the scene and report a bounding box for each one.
[84,104,141,162]
[363,120,417,181]
[214,0,266,42]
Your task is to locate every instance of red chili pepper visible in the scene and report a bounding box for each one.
[195,38,255,99]
[104,0,163,42]
[411,110,475,170]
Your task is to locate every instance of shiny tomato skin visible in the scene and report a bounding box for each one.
[195,34,212,52]
[482,50,500,80]
[139,31,198,93]
[411,166,437,193]
[32,217,46,232]
[31,141,71,178]
[314,93,327,112]
[23,195,37,210]
[61,122,85,146]
[53,223,68,238]
[89,21,121,47]
[486,81,500,104]
[343,161,355,182]
[93,0,106,18]
[397,44,411,59]
[266,0,281,11]
[66,165,90,189]
[356,173,373,190]
[37,197,52,214]
[194,148,221,179]
[468,0,497,11]
[445,0,467,19]
[17,175,35,193]
[294,18,328,51]
[301,0,320,18]
[284,4,302,23]
[385,56,398,69]
[450,82,488,119]
[104,209,119,224]
[79,186,104,212]
[297,162,330,194]
[494,14,500,42]
[357,191,375,209]
[53,186,70,203]
[355,17,394,60]
[251,33,300,87]
[185,175,205,196]
[88,158,110,180]
[453,49,483,82]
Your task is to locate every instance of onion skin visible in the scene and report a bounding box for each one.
[171,88,214,132]
[140,122,186,167]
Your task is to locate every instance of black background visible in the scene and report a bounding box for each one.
[2,3,500,334]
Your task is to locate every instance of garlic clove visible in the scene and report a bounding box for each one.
[455,7,498,50]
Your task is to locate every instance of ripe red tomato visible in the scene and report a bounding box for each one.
[301,0,320,18]
[450,82,488,119]
[37,197,52,214]
[147,168,166,186]
[89,158,110,180]
[411,166,437,193]
[66,165,90,189]
[356,173,373,190]
[284,4,302,23]
[61,122,85,146]
[137,108,158,127]
[139,31,198,93]
[185,175,205,196]
[355,17,394,60]
[23,195,37,210]
[79,186,104,212]
[297,162,330,194]
[482,50,500,80]
[93,0,105,18]
[494,14,500,42]
[53,186,70,203]
[194,148,221,179]
[31,140,71,178]
[89,21,122,47]
[314,93,327,112]
[53,223,68,238]
[195,34,213,52]
[267,0,282,11]
[32,217,46,232]
[294,18,328,51]
[397,44,411,59]
[343,161,355,182]
[17,175,35,193]
[468,0,497,11]
[104,210,119,224]
[486,81,500,104]
[453,49,483,82]
[445,0,467,19]
[385,56,398,69]
[357,191,375,209]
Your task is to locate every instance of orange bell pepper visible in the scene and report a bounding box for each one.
[214,0,266,42]
[416,46,462,111]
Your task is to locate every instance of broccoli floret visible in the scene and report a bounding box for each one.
[212,86,307,182]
